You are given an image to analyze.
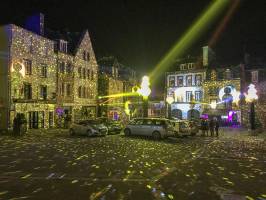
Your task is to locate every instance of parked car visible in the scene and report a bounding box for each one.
[97,117,123,134]
[188,120,200,136]
[170,120,191,137]
[69,120,108,137]
[124,118,175,140]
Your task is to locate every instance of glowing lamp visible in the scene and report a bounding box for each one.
[245,84,258,102]
[137,75,151,99]
[166,96,174,104]
[210,101,217,109]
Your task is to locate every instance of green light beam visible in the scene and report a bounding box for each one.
[150,0,230,82]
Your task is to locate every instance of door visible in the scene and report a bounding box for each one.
[142,119,154,136]
[131,119,143,135]
[49,112,54,128]
[29,111,39,129]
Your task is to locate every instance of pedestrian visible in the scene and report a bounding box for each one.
[215,118,219,137]
[205,119,209,136]
[209,118,214,137]
[200,119,205,136]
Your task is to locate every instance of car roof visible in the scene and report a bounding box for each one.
[133,118,169,121]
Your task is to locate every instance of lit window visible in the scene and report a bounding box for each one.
[251,71,258,83]
[24,83,32,99]
[186,75,192,86]
[40,85,47,100]
[186,91,192,102]
[177,76,183,86]
[40,64,47,78]
[195,74,202,86]
[168,76,176,87]
[24,59,32,75]
[195,91,202,101]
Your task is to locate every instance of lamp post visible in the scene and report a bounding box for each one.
[137,76,151,118]
[244,84,258,131]
[166,96,174,119]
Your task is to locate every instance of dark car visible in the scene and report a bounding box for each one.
[97,118,123,134]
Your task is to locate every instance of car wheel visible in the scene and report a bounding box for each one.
[69,129,75,136]
[87,129,92,137]
[152,131,161,140]
[124,128,131,136]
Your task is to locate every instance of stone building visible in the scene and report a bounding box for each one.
[98,56,138,120]
[0,14,98,130]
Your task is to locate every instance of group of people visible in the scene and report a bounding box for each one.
[200,118,219,137]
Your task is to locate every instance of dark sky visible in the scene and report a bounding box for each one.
[1,0,266,78]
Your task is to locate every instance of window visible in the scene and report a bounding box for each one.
[61,83,65,96]
[195,91,202,101]
[188,63,194,69]
[87,69,91,79]
[186,75,192,86]
[66,84,71,96]
[78,86,82,98]
[24,83,32,99]
[40,85,47,100]
[82,68,86,79]
[78,67,82,78]
[66,63,72,74]
[24,59,32,75]
[168,76,176,87]
[186,91,192,102]
[29,37,33,53]
[83,51,87,60]
[180,64,186,70]
[59,62,65,74]
[91,70,94,80]
[195,74,202,86]
[82,87,86,98]
[59,40,68,53]
[40,64,47,78]
[251,71,258,83]
[177,76,183,87]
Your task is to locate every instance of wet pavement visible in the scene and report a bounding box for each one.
[0,130,265,200]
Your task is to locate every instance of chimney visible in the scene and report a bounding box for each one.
[25,13,45,36]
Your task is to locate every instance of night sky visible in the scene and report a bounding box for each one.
[1,0,266,84]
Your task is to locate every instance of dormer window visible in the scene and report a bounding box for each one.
[180,64,186,70]
[188,63,194,69]
[59,40,68,53]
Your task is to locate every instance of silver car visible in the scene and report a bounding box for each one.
[124,118,175,140]
[69,120,108,137]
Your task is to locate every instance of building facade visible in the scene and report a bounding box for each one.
[98,56,138,120]
[0,14,98,130]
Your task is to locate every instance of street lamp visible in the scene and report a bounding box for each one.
[244,84,258,131]
[166,96,174,119]
[137,76,151,117]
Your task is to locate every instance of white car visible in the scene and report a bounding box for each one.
[170,120,191,137]
[69,120,108,137]
[124,118,175,140]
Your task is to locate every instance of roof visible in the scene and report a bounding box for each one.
[45,28,86,55]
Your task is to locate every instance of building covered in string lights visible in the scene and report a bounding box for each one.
[97,56,138,120]
[0,13,98,130]
[165,46,242,125]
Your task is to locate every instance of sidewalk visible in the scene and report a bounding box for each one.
[25,128,69,137]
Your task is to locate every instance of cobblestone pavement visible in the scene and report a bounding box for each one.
[0,129,265,200]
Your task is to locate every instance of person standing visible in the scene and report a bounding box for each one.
[200,119,206,136]
[205,119,209,136]
[209,118,214,137]
[215,118,219,137]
